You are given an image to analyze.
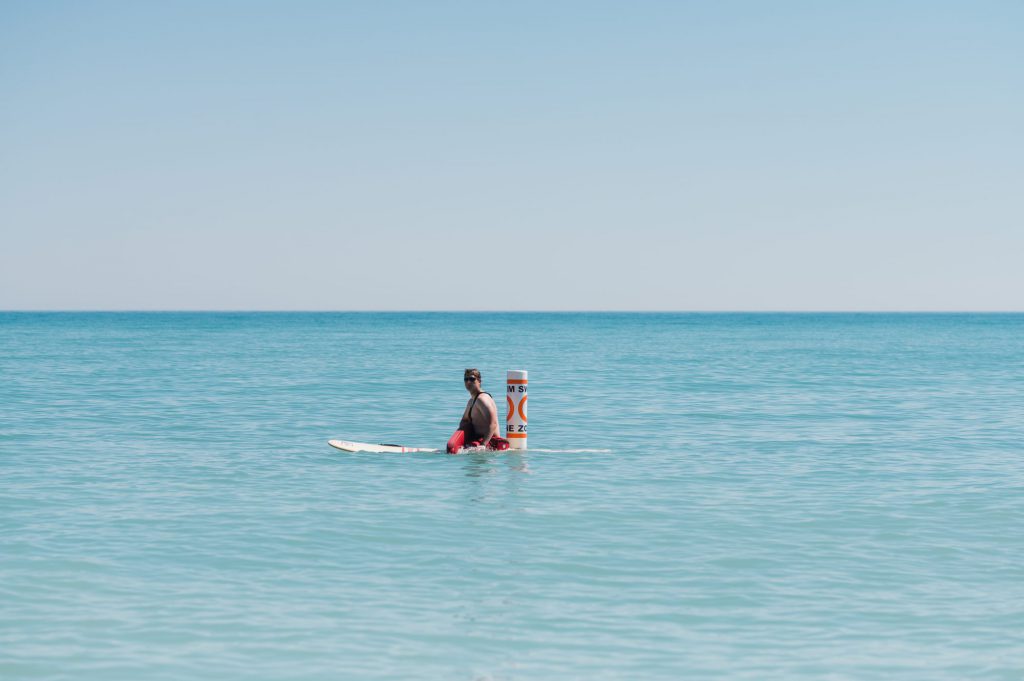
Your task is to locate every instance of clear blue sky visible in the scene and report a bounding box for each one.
[2,1,1021,310]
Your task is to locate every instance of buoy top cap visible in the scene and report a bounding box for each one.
[506,369,527,380]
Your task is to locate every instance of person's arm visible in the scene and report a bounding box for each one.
[483,395,500,440]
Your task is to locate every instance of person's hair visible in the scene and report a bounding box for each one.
[464,368,481,381]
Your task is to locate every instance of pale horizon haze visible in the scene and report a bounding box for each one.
[2,1,1021,311]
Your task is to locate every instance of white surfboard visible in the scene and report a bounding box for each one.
[328,439,438,454]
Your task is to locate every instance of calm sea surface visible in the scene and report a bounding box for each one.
[1,313,1022,680]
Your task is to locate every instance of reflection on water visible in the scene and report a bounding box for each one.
[462,451,530,478]
[462,452,531,506]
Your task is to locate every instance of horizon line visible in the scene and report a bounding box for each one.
[3,309,1023,315]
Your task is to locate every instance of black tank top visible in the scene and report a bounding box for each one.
[462,392,492,440]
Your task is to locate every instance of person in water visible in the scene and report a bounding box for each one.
[447,368,510,453]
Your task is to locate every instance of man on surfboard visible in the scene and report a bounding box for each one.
[447,369,510,454]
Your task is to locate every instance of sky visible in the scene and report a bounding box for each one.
[1,1,1021,311]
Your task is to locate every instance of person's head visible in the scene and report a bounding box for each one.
[463,368,481,392]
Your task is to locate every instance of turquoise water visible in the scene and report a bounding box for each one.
[2,313,1022,680]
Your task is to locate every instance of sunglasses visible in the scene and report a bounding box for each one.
[464,376,478,382]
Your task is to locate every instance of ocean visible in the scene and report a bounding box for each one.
[1,312,1022,680]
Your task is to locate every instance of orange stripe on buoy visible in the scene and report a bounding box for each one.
[507,432,527,439]
[507,379,528,384]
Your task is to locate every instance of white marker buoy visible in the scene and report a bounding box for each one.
[506,370,528,449]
